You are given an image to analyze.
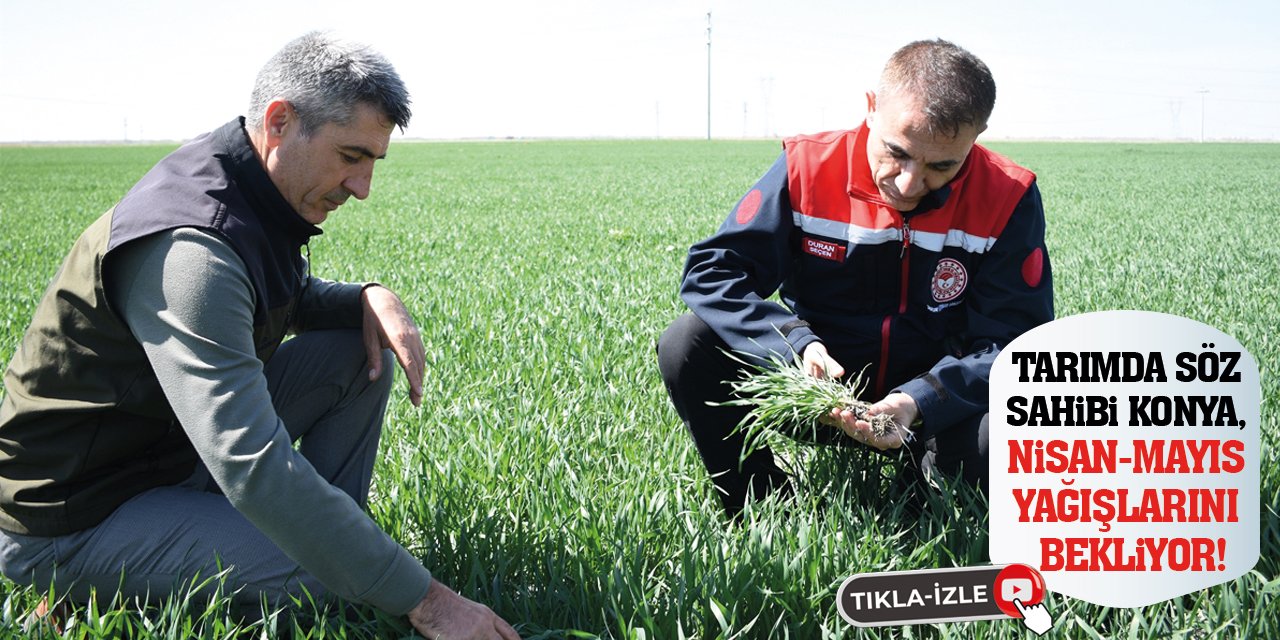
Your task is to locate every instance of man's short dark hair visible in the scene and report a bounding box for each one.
[246,31,412,136]
[879,39,995,137]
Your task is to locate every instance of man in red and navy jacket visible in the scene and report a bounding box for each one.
[658,39,1053,517]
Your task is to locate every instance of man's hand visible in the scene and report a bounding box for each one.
[361,285,425,407]
[826,393,918,451]
[408,581,520,640]
[801,342,844,380]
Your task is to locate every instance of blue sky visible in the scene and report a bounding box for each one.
[2,0,1277,142]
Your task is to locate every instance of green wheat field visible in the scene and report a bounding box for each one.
[0,139,1277,639]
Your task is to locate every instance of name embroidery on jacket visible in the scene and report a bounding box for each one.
[801,236,847,262]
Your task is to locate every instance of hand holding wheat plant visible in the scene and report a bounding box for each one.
[720,349,910,452]
[826,392,916,451]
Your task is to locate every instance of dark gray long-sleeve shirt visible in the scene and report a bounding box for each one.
[107,227,431,615]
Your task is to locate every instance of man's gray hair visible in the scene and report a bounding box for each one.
[247,31,411,135]
[879,39,995,137]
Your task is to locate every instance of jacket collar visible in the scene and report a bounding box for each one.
[214,117,323,242]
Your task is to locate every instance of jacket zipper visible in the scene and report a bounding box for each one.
[877,219,911,397]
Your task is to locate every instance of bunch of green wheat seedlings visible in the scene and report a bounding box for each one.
[719,352,900,445]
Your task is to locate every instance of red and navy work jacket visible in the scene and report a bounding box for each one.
[679,124,1054,438]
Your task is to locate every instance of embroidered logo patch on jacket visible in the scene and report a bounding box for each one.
[931,258,968,303]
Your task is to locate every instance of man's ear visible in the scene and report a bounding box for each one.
[865,91,877,124]
[262,99,294,145]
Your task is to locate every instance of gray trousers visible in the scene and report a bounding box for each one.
[0,329,393,610]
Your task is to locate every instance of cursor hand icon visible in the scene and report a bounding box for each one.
[1013,598,1054,635]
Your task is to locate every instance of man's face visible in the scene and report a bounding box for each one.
[262,102,394,225]
[864,91,981,212]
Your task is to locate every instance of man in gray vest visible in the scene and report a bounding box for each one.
[0,32,518,640]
